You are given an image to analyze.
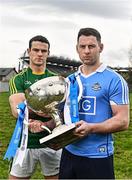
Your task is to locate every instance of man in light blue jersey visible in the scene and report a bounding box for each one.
[59,28,129,179]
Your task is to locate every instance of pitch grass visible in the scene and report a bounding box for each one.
[0,92,132,179]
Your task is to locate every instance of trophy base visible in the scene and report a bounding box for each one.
[39,123,79,150]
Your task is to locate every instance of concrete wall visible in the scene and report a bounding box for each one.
[2,71,17,81]
[0,82,9,92]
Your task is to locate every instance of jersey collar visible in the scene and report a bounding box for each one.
[78,63,107,74]
[28,67,47,75]
[96,63,107,72]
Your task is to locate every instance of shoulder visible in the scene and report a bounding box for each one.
[104,67,121,77]
[65,73,76,83]
[11,68,28,80]
[9,68,29,88]
[104,67,129,95]
[46,68,58,76]
[103,67,127,83]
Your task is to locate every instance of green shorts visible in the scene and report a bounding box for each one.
[10,147,62,177]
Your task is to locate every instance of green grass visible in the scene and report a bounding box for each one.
[0,92,43,179]
[0,92,132,179]
[113,93,132,179]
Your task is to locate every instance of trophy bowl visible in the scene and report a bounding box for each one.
[25,76,67,126]
[25,76,78,150]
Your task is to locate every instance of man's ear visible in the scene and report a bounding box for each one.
[99,43,104,53]
[48,50,50,55]
[27,48,30,55]
[76,44,78,53]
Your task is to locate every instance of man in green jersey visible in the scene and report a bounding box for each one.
[8,35,62,179]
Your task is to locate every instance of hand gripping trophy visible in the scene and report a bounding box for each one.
[25,76,79,150]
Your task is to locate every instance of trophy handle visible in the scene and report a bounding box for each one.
[40,110,63,135]
[41,125,52,134]
[51,110,63,127]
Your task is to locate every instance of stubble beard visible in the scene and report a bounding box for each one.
[83,59,97,66]
[31,59,45,67]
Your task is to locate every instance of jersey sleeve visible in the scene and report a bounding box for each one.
[109,75,129,105]
[9,74,24,95]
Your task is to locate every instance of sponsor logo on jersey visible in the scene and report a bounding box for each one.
[35,79,39,82]
[25,80,32,85]
[79,96,96,115]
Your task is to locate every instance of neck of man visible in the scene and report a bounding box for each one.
[30,64,46,74]
[81,62,102,75]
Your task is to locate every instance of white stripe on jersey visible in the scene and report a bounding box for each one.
[107,68,129,104]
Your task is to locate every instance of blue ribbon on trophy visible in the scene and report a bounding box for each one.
[4,101,28,165]
[69,75,79,123]
[64,72,83,124]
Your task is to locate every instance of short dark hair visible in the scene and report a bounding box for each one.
[29,35,50,50]
[77,28,101,43]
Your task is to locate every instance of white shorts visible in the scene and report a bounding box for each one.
[10,148,62,177]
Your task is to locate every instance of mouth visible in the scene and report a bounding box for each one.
[37,58,43,61]
[83,55,91,59]
[35,59,44,63]
[83,58,91,61]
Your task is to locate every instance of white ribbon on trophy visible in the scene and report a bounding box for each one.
[14,102,29,166]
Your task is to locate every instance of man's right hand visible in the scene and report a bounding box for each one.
[28,119,44,133]
[28,119,56,133]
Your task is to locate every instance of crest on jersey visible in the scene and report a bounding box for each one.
[92,82,101,91]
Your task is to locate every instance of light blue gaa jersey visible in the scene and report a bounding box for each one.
[66,64,129,158]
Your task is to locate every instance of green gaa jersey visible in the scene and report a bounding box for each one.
[9,67,57,148]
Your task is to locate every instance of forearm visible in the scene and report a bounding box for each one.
[100,105,129,133]
[88,104,129,134]
[89,115,129,134]
[9,93,25,118]
[9,109,17,118]
[9,99,18,118]
[75,105,129,137]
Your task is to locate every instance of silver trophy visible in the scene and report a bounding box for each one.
[25,76,78,150]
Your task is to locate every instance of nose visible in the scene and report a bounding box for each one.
[38,50,43,56]
[84,46,90,53]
